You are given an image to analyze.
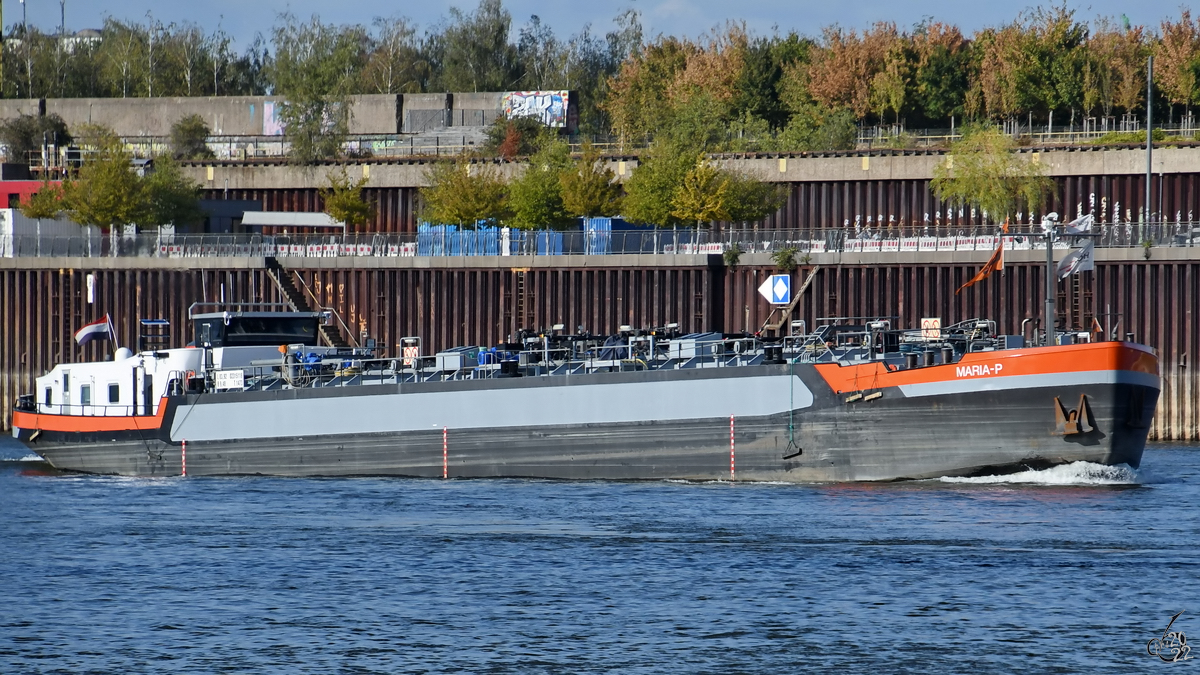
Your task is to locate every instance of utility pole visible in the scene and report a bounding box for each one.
[20,0,29,98]
[1145,56,1153,242]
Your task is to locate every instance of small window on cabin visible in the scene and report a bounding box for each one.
[63,372,70,393]
[80,385,91,406]
[7,193,19,208]
[44,388,52,406]
[108,383,120,403]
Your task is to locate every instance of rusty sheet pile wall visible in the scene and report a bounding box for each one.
[2,261,1197,441]
[741,173,1200,231]
[206,173,1200,235]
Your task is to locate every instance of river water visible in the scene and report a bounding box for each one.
[2,438,1197,673]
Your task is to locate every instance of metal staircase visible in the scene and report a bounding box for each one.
[264,258,351,348]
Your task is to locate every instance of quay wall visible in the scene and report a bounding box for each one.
[2,255,1196,441]
[0,95,405,137]
[197,158,1200,234]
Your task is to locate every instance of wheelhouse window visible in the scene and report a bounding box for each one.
[80,385,91,406]
[44,388,52,406]
[108,383,120,403]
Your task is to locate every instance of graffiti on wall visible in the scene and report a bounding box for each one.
[262,101,346,136]
[263,101,285,136]
[502,91,569,128]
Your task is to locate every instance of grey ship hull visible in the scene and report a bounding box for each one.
[17,361,1159,482]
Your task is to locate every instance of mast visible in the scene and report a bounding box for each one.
[1044,223,1055,347]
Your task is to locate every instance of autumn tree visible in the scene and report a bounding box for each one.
[971,24,1034,120]
[62,125,146,229]
[560,141,622,218]
[621,143,694,228]
[485,116,547,158]
[1026,6,1088,119]
[20,179,66,219]
[668,24,749,117]
[804,22,898,119]
[60,125,203,229]
[169,114,214,160]
[1082,25,1118,118]
[604,37,695,144]
[420,156,509,226]
[868,40,909,124]
[931,125,1052,224]
[507,136,573,230]
[320,171,375,230]
[731,33,812,129]
[1158,11,1200,117]
[723,173,786,223]
[0,113,71,164]
[910,22,970,123]
[141,158,205,228]
[1107,23,1149,116]
[670,160,730,227]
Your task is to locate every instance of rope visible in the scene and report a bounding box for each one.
[785,357,802,457]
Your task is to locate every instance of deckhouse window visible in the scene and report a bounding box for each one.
[44,388,51,406]
[108,383,120,403]
[80,385,91,406]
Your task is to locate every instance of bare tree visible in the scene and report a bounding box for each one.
[169,23,207,96]
[362,16,423,93]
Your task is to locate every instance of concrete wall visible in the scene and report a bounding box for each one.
[0,92,584,137]
[726,147,1200,182]
[46,97,267,136]
[0,95,405,137]
[0,93,518,137]
[0,100,44,118]
[402,94,450,133]
[183,158,527,191]
[176,147,1200,192]
[452,93,504,110]
[348,95,402,135]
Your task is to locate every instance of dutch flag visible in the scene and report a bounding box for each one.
[75,314,115,346]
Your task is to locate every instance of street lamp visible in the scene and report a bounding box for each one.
[20,0,29,100]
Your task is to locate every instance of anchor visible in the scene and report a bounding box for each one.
[1053,394,1095,436]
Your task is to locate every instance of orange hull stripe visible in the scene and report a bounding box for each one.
[13,397,169,434]
[813,342,1158,394]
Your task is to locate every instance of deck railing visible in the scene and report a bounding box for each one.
[3,223,1199,260]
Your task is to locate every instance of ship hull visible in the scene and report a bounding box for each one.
[13,343,1161,482]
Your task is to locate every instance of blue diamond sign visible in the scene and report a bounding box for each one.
[758,274,790,305]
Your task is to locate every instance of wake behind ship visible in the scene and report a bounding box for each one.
[11,308,1160,481]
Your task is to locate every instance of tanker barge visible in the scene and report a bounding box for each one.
[10,307,1160,481]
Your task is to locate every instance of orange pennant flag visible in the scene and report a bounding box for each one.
[956,220,1008,295]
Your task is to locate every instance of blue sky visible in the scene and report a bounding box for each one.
[4,0,1190,50]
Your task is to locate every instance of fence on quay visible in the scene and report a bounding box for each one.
[4,222,1200,260]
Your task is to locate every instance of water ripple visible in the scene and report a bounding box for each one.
[1,439,1197,673]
